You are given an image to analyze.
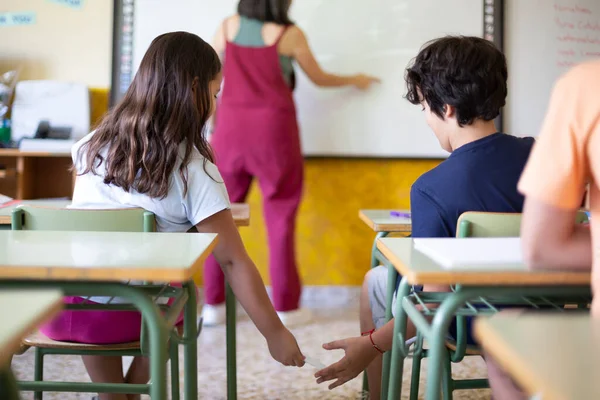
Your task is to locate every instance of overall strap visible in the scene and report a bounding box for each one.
[275,24,291,45]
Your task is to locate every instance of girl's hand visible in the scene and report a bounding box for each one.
[267,327,305,367]
[315,336,379,390]
[352,74,381,90]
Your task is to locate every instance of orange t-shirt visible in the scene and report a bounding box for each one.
[518,60,600,311]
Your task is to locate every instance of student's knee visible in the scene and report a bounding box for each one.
[362,266,388,328]
[363,267,379,288]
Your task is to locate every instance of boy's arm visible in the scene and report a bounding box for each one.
[411,185,452,238]
[518,67,594,271]
[315,186,452,389]
[315,318,408,390]
[521,197,591,270]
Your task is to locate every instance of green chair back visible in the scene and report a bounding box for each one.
[11,205,155,232]
[456,212,522,238]
[457,211,589,238]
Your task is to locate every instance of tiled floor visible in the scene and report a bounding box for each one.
[11,307,491,399]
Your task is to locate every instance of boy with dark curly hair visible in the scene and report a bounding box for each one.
[315,36,534,398]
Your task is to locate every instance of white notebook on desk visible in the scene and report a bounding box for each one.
[413,238,523,270]
[19,138,75,154]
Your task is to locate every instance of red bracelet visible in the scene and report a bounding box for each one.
[361,329,384,354]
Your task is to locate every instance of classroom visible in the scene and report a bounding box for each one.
[0,0,599,399]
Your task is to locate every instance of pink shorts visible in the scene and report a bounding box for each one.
[41,286,194,344]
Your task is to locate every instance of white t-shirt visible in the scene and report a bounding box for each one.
[71,132,230,232]
[71,132,230,304]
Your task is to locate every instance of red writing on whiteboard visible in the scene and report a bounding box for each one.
[558,49,576,56]
[554,4,592,14]
[556,61,578,67]
[556,34,600,44]
[555,17,575,29]
[579,21,600,31]
[582,51,600,57]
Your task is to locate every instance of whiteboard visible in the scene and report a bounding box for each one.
[133,0,483,157]
[505,0,600,137]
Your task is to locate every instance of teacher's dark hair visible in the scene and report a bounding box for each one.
[405,36,507,127]
[78,32,221,198]
[238,0,294,25]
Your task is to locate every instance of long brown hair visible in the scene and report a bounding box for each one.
[238,0,293,25]
[78,31,221,198]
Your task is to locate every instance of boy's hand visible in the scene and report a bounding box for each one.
[267,327,305,367]
[315,336,379,390]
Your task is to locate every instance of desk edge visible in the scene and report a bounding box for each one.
[474,318,561,400]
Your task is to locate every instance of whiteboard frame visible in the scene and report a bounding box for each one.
[109,0,503,158]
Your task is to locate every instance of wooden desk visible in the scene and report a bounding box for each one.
[475,313,597,400]
[0,290,63,366]
[359,209,411,233]
[231,203,250,227]
[0,201,250,227]
[0,230,217,282]
[0,149,74,200]
[378,237,591,400]
[0,230,216,399]
[0,289,63,400]
[377,238,590,286]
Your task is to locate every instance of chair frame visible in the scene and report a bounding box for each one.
[9,205,185,400]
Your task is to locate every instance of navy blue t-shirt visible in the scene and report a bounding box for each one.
[410,133,535,239]
[408,132,534,344]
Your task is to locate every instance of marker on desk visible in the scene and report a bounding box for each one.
[390,211,411,218]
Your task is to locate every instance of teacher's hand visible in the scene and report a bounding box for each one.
[352,74,381,90]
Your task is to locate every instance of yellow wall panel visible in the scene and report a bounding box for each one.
[237,158,440,286]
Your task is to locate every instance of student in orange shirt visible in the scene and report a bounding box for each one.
[487,60,600,399]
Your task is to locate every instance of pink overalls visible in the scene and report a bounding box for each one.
[205,25,303,312]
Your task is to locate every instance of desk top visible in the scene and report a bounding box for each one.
[231,203,250,227]
[359,210,412,233]
[0,290,63,366]
[0,231,217,282]
[377,237,591,286]
[475,313,598,400]
[0,201,251,227]
[0,149,71,158]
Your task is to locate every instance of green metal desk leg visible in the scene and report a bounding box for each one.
[226,283,237,400]
[182,281,198,400]
[385,277,411,400]
[370,231,389,268]
[0,368,21,400]
[119,284,168,400]
[170,341,180,400]
[425,291,474,400]
[380,259,398,397]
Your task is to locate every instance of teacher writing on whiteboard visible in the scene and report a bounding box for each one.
[204,0,379,326]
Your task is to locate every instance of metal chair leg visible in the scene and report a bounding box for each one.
[409,334,424,400]
[226,283,237,400]
[170,341,180,400]
[33,348,43,400]
[441,348,453,400]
